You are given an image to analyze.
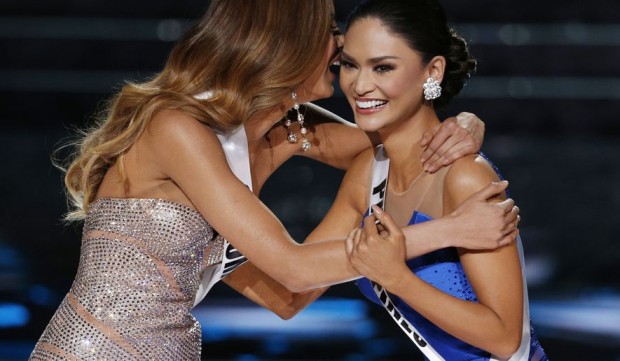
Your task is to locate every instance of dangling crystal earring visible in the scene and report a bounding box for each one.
[423,77,442,100]
[285,91,311,151]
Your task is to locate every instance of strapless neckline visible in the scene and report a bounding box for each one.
[91,197,203,217]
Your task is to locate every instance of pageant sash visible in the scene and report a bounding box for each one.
[369,147,532,360]
[368,146,444,361]
[214,125,252,279]
[192,93,250,306]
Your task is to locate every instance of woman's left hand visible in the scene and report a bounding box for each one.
[420,112,485,173]
[345,206,409,288]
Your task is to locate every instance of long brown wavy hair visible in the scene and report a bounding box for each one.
[62,0,335,221]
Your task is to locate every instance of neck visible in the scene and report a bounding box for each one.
[381,107,441,192]
[244,104,288,150]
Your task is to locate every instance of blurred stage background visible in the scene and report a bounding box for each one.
[1,0,619,360]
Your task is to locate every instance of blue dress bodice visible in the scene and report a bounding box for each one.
[356,153,547,360]
[356,211,492,360]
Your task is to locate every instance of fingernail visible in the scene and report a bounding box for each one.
[371,204,383,214]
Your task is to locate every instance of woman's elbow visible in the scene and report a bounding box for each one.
[275,304,305,320]
[278,274,313,294]
[493,330,523,359]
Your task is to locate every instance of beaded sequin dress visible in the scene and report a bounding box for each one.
[29,197,225,360]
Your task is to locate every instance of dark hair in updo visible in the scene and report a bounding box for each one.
[345,0,476,108]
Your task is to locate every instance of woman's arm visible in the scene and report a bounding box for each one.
[222,148,375,318]
[223,263,328,320]
[297,103,373,170]
[401,180,519,252]
[224,151,518,319]
[347,156,524,358]
[145,110,361,292]
[301,103,486,172]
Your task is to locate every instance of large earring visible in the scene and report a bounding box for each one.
[285,91,311,152]
[423,77,442,101]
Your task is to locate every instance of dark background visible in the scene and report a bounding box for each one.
[1,0,619,360]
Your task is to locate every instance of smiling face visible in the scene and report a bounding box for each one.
[297,23,344,103]
[339,17,441,133]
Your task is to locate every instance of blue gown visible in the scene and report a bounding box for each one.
[356,152,548,360]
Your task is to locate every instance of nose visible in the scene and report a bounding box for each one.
[331,24,344,52]
[352,70,375,96]
[335,33,344,51]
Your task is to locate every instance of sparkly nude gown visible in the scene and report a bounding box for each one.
[29,198,225,360]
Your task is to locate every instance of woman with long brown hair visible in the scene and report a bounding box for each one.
[29,0,519,359]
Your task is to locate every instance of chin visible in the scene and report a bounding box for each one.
[354,118,384,132]
[311,86,335,102]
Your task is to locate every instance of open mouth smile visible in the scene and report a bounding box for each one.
[355,99,387,109]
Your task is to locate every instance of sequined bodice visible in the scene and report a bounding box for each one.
[75,198,223,305]
[30,198,225,360]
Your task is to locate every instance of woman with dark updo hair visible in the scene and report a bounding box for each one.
[324,0,548,360]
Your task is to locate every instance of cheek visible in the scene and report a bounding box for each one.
[338,70,354,94]
[338,73,346,93]
[383,76,419,98]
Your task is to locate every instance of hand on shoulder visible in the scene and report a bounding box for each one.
[442,155,519,250]
[444,154,504,207]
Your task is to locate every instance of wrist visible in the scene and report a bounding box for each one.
[432,216,457,249]
[382,266,414,294]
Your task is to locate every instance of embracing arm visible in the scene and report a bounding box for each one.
[221,149,375,319]
[223,263,328,320]
[401,180,519,254]
[225,150,518,319]
[146,110,359,292]
[302,103,486,172]
[298,102,373,170]
[347,156,524,358]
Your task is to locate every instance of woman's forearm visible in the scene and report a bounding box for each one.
[402,218,452,258]
[224,262,328,319]
[403,181,518,256]
[384,270,522,358]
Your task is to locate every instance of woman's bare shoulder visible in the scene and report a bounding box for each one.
[140,109,229,173]
[444,154,503,202]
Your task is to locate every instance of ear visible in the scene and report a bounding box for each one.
[427,56,446,83]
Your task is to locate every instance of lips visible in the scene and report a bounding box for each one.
[353,98,388,115]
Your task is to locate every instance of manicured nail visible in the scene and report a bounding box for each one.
[371,204,383,214]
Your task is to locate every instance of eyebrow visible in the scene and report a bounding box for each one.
[341,52,400,64]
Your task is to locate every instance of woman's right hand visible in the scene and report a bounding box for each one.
[447,180,520,250]
[345,207,409,289]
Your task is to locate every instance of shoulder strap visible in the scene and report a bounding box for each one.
[368,146,445,361]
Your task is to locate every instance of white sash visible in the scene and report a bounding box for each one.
[368,146,532,360]
[368,146,445,361]
[192,124,251,307]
